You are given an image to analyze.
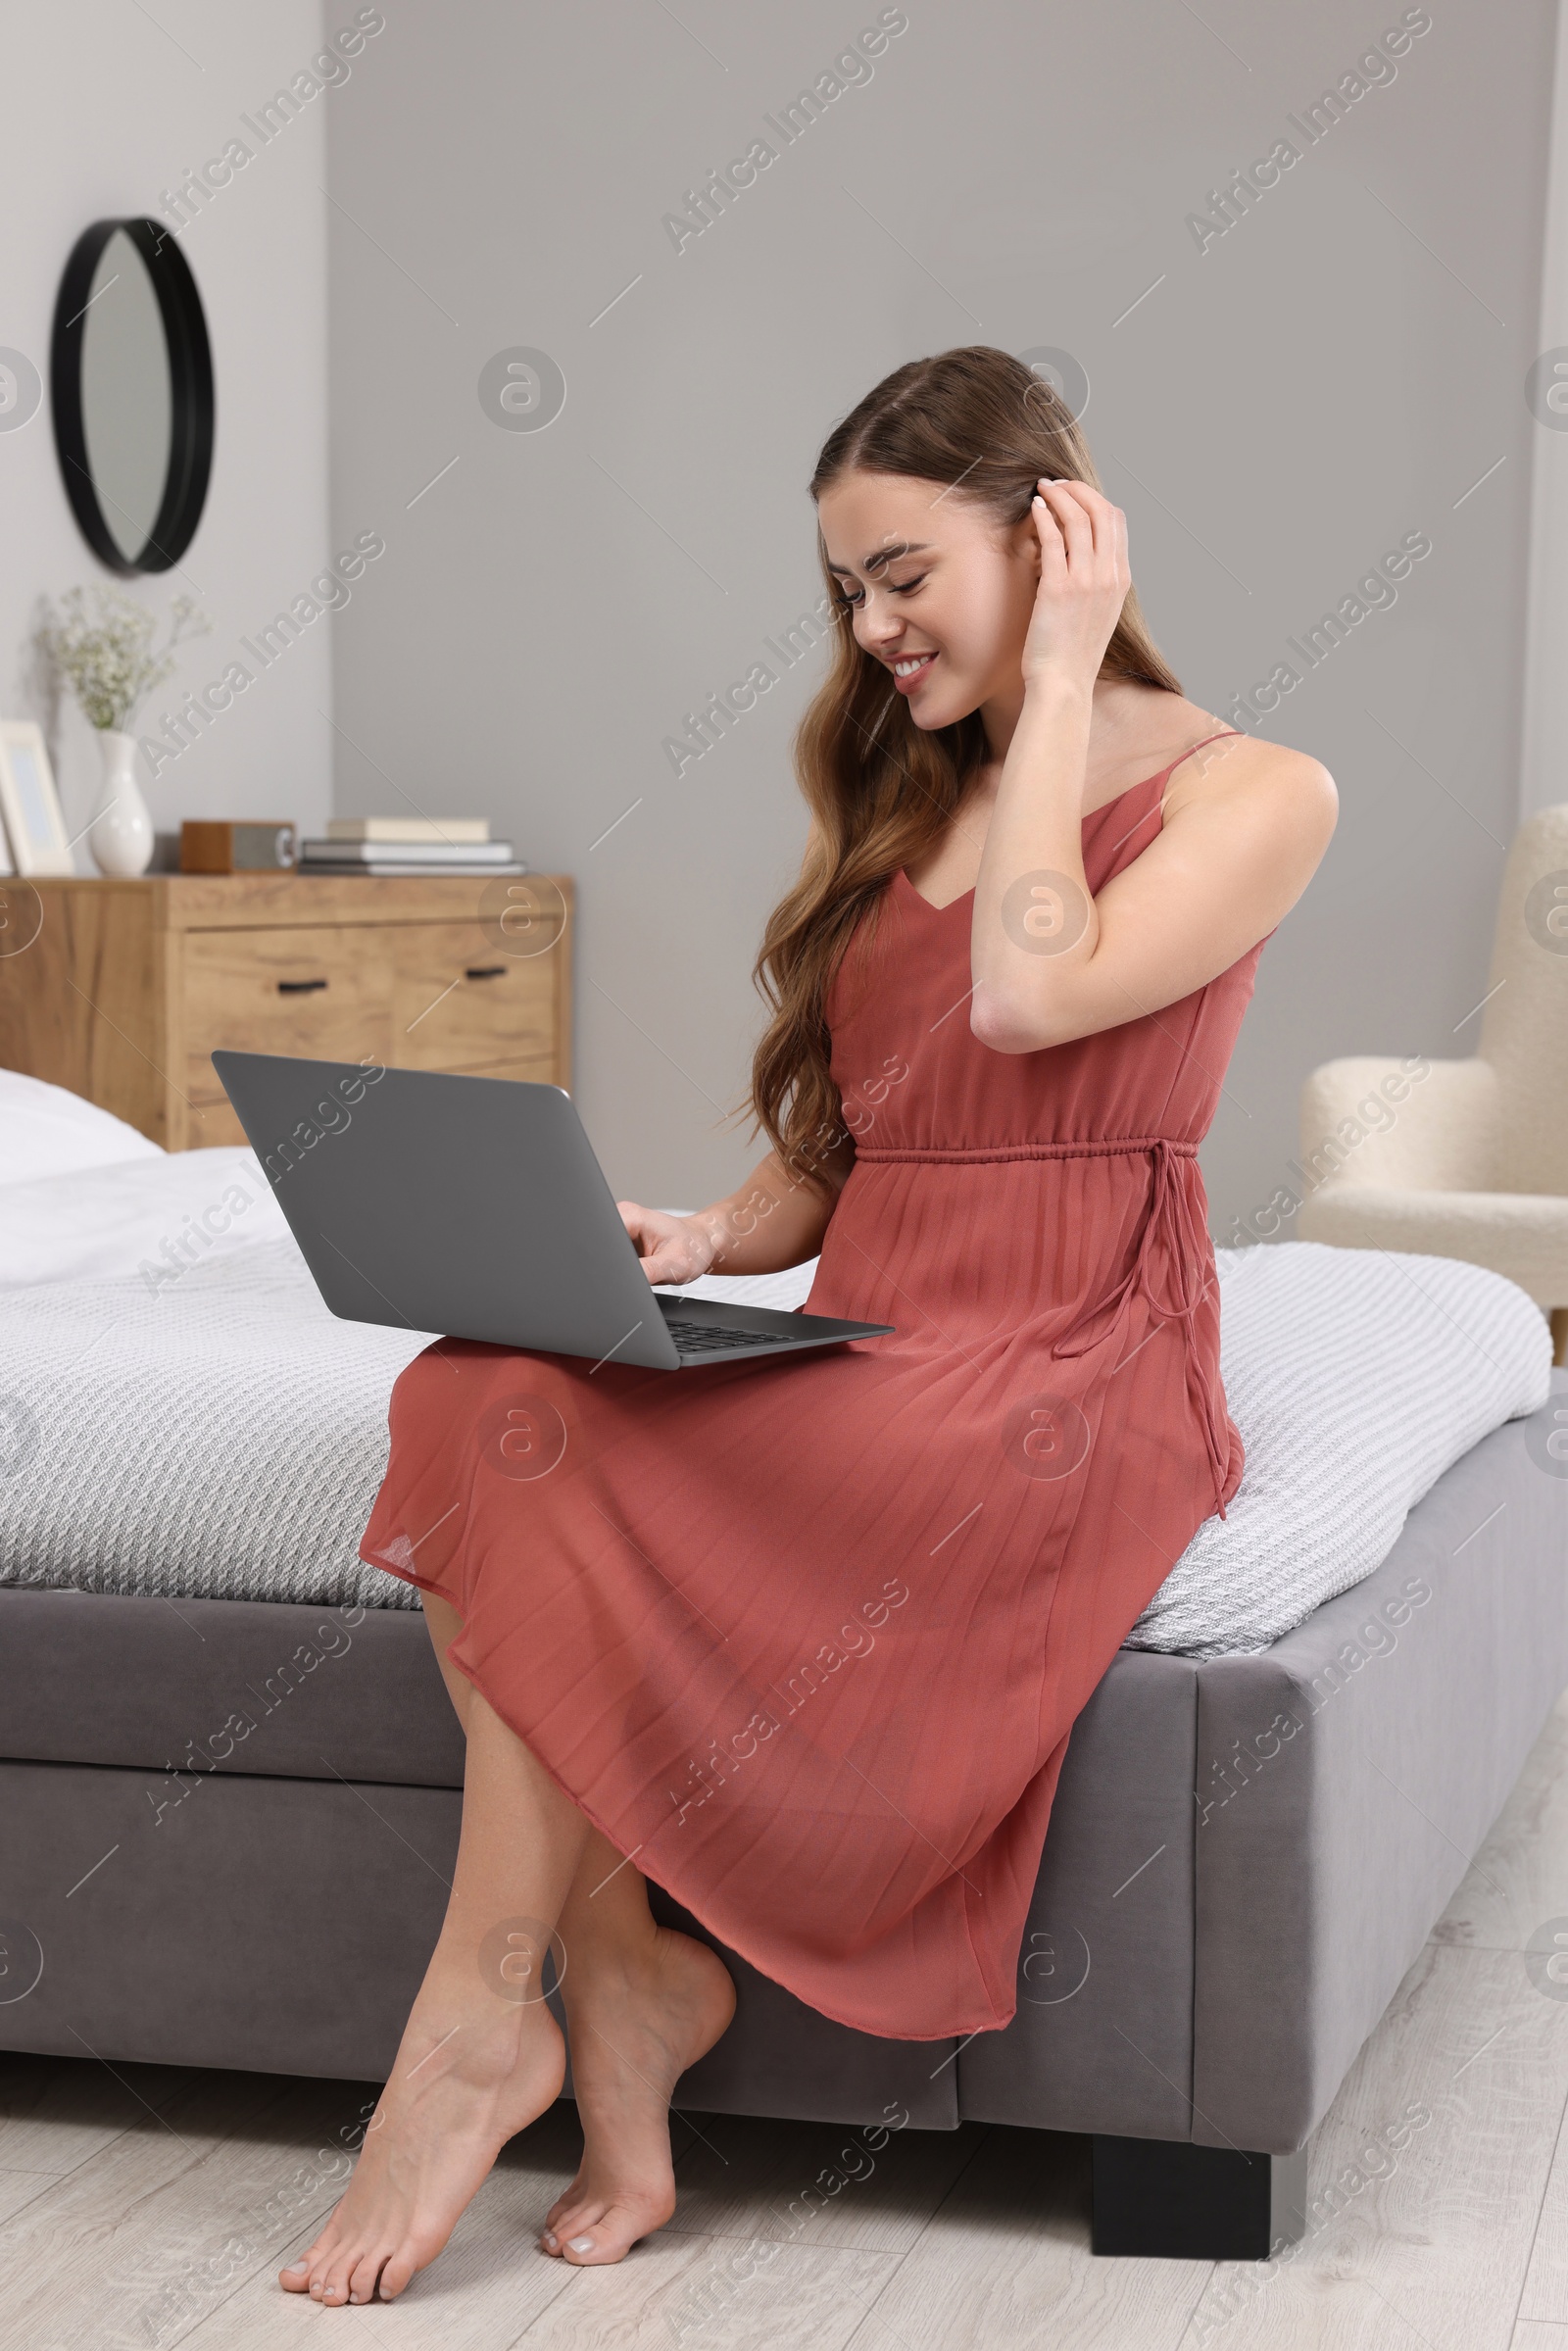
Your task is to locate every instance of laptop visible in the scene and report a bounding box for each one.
[212,1053,894,1371]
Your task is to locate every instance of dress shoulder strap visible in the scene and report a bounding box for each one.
[1169,728,1244,773]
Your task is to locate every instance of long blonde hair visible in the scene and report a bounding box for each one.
[748,344,1181,1186]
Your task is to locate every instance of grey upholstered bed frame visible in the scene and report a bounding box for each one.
[2,1372,1564,2261]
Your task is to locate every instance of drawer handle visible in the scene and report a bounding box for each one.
[277,978,329,995]
[465,964,507,981]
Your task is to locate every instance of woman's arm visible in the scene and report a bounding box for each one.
[618,1141,851,1286]
[969,480,1337,1054]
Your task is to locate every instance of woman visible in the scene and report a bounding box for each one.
[283,345,1336,2306]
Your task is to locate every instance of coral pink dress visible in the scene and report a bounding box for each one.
[361,737,1266,2039]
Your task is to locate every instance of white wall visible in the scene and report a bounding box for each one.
[327,0,1557,1232]
[0,2,333,853]
[1523,0,1568,823]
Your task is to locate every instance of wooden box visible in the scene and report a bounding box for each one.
[0,873,572,1150]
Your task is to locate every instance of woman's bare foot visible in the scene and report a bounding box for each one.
[280,1960,566,2306]
[540,1925,735,2266]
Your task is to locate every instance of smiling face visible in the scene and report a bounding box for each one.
[816,469,1042,732]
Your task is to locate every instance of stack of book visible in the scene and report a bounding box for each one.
[299,818,525,876]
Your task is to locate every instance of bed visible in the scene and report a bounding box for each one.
[0,1075,1562,2259]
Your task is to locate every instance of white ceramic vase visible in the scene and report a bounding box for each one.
[87,729,154,878]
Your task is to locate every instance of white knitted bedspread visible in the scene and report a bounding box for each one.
[0,1236,1550,1656]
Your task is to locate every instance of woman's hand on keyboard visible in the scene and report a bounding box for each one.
[617,1203,718,1287]
[620,1151,843,1282]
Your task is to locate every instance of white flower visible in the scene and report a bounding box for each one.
[38,586,212,733]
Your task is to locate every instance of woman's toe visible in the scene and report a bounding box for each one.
[377,2245,419,2301]
[563,2199,660,2266]
[579,2192,673,2265]
[558,2201,609,2264]
[285,2218,340,2294]
[346,2247,392,2305]
[545,2180,585,2235]
[548,2195,599,2250]
[317,2246,362,2306]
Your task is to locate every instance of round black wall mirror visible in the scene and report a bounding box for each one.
[51,218,214,575]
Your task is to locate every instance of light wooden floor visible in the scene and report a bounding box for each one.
[8,1690,1568,2351]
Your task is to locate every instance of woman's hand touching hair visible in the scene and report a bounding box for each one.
[1022,478,1131,698]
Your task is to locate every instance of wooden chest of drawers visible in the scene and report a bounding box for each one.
[0,873,572,1150]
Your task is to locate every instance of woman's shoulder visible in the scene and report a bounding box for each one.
[1165,714,1338,850]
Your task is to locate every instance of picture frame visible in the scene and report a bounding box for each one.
[0,721,73,876]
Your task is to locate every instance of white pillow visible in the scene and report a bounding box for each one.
[0,1147,288,1289]
[0,1071,165,1186]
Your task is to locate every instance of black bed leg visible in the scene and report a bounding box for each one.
[1091,2133,1308,2260]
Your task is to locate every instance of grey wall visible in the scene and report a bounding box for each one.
[327,0,1558,1230]
[0,3,332,851]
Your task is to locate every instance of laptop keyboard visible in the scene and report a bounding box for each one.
[662,1318,788,1354]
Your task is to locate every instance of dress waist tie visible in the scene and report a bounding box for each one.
[853,1135,1234,1517]
[1046,1137,1231,1519]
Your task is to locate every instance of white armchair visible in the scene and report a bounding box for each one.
[1296,801,1568,1363]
